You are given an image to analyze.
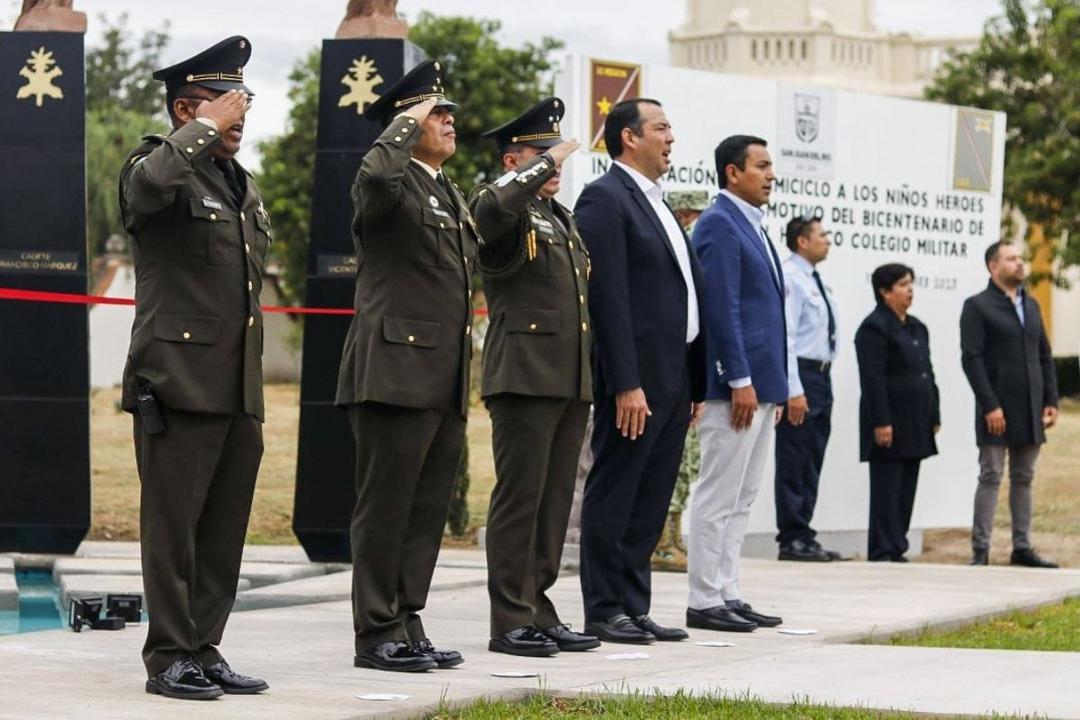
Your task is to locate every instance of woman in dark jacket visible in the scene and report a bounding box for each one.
[854,264,941,562]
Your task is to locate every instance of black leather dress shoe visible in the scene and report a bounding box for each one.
[1011,548,1059,568]
[145,656,223,700]
[726,599,782,628]
[808,539,845,561]
[412,638,464,668]
[489,626,560,657]
[631,614,688,641]
[542,624,601,651]
[584,614,655,644]
[779,538,832,562]
[203,659,268,694]
[686,606,757,633]
[354,641,437,672]
[970,548,989,566]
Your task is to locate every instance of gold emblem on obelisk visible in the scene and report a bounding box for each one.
[16,47,64,107]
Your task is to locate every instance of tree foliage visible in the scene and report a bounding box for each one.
[256,50,320,305]
[925,0,1080,273]
[256,14,564,304]
[85,14,171,258]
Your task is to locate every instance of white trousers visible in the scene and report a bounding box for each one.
[688,400,776,608]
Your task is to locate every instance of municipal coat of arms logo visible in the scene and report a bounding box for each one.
[794,93,821,143]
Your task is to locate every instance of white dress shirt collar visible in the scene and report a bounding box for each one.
[614,160,663,198]
[719,188,765,230]
[410,157,440,180]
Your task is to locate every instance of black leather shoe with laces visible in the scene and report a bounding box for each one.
[203,659,268,694]
[413,638,464,668]
[542,624,601,651]
[489,626,560,657]
[354,641,437,672]
[145,656,223,700]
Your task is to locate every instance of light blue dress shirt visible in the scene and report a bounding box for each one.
[782,253,838,398]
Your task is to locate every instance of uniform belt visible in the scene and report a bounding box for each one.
[797,357,831,374]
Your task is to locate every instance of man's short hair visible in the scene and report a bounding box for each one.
[785,215,821,252]
[498,142,528,164]
[714,135,768,189]
[165,83,200,126]
[604,98,662,160]
[870,263,915,304]
[984,240,1011,269]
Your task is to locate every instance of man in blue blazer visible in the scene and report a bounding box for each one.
[687,135,787,633]
[574,98,706,644]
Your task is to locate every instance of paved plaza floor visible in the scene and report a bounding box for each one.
[2,543,1079,719]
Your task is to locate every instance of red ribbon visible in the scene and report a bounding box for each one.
[0,287,488,316]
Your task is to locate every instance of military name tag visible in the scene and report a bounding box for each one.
[316,253,359,278]
[431,208,451,219]
[202,197,223,211]
[0,249,79,275]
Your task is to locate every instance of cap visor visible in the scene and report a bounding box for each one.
[526,136,562,149]
[436,97,457,112]
[198,80,255,96]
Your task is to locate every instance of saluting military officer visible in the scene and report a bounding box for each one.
[120,37,270,700]
[470,98,599,657]
[335,59,479,674]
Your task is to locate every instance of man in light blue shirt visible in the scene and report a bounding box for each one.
[775,215,842,562]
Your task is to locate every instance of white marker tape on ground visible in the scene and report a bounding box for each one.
[357,693,410,701]
[491,671,540,678]
[606,652,650,661]
[694,640,735,647]
[777,628,818,635]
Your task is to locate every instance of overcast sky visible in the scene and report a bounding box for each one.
[4,0,1004,166]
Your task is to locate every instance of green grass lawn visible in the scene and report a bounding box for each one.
[887,597,1080,652]
[428,692,923,719]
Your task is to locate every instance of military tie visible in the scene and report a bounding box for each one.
[812,269,837,353]
[215,158,246,210]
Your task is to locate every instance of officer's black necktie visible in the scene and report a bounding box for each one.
[812,269,837,353]
[436,173,456,209]
[547,199,570,236]
[215,159,245,210]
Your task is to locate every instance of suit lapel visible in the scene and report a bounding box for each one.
[613,165,681,270]
[717,194,781,295]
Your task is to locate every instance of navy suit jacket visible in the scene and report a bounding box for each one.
[574,165,706,405]
[692,193,788,404]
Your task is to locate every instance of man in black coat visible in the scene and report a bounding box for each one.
[574,98,706,644]
[960,241,1060,568]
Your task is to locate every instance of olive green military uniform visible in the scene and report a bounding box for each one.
[335,114,480,653]
[471,153,593,636]
[120,118,269,676]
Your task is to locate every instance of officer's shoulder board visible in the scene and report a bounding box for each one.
[123,135,167,173]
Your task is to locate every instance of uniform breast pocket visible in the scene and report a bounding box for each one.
[253,210,273,261]
[188,199,241,266]
[532,218,565,277]
[504,307,561,335]
[420,207,460,268]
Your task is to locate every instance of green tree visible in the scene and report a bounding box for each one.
[256,14,564,304]
[408,12,564,192]
[255,50,320,305]
[85,15,171,258]
[926,0,1080,273]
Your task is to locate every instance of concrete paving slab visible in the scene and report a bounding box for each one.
[234,564,488,611]
[74,541,317,565]
[58,574,253,612]
[53,558,330,588]
[2,554,1079,719]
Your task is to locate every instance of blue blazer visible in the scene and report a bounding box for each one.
[692,193,788,404]
[574,165,706,405]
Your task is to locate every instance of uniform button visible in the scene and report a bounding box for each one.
[407,118,416,125]
[394,136,402,142]
[529,323,538,331]
[401,127,410,133]
[408,335,416,343]
[575,268,580,276]
[582,322,589,332]
[241,211,246,222]
[465,326,472,336]
[182,332,191,340]
[248,316,254,327]
[245,243,251,253]
[186,147,194,153]
[248,281,253,291]
[922,372,928,378]
[579,294,585,304]
[439,222,445,228]
[569,240,575,250]
[547,238,554,244]
[209,213,217,221]
[197,138,205,145]
[208,130,217,136]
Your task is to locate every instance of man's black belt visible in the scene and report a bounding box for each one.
[797,357,831,374]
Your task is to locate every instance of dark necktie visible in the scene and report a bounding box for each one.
[215,159,245,209]
[812,269,837,353]
[436,173,455,206]
[547,199,569,236]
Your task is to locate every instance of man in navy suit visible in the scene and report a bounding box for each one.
[687,135,786,633]
[574,98,706,644]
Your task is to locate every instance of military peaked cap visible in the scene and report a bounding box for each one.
[483,97,565,149]
[365,58,456,124]
[153,35,254,95]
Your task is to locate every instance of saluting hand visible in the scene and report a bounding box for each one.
[196,89,250,131]
[402,97,439,124]
[547,139,581,167]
